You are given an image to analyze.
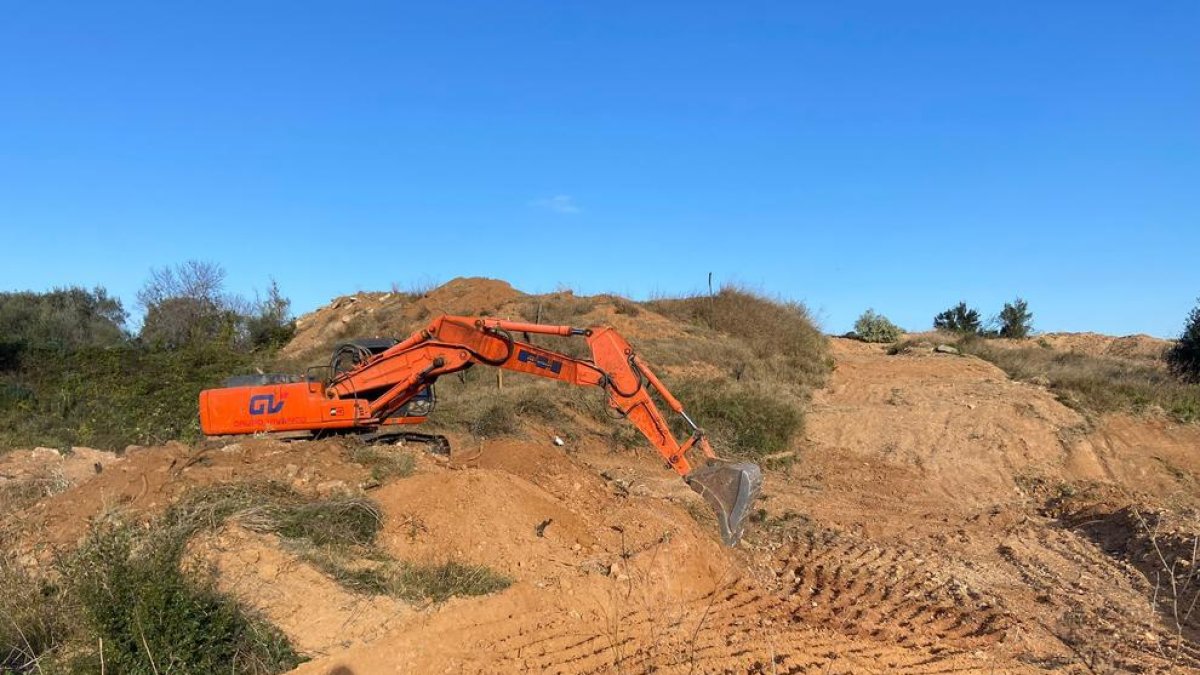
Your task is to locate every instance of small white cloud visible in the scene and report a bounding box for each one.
[530,195,581,214]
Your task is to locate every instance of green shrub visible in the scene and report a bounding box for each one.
[853,309,902,343]
[246,280,296,350]
[999,298,1034,339]
[68,522,299,675]
[667,378,803,460]
[1167,299,1200,383]
[933,302,981,334]
[0,343,262,450]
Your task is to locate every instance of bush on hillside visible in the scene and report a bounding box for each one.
[1167,299,1200,383]
[0,266,298,451]
[666,378,803,461]
[999,298,1034,339]
[853,309,902,343]
[645,285,829,391]
[933,302,982,334]
[69,521,299,675]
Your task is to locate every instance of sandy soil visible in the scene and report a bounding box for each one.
[4,336,1199,673]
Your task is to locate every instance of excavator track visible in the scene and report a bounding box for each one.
[351,429,451,455]
[204,429,450,456]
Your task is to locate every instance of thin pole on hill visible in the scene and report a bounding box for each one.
[708,272,715,319]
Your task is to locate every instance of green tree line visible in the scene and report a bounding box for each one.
[0,261,294,450]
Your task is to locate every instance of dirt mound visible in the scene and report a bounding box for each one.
[421,276,524,315]
[1008,331,1172,362]
[281,277,695,366]
[0,446,122,503]
[282,277,544,362]
[1,445,125,535]
[805,338,1086,508]
[191,525,411,657]
[2,438,371,555]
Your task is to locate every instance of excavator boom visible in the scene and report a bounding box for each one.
[199,315,763,545]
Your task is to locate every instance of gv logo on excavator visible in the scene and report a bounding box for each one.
[248,394,286,415]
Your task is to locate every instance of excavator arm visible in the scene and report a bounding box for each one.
[199,315,763,545]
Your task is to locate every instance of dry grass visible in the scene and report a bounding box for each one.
[347,445,416,483]
[0,469,71,514]
[0,554,74,673]
[959,337,1200,422]
[645,285,830,392]
[277,283,830,459]
[416,285,829,458]
[302,548,511,604]
[426,375,609,439]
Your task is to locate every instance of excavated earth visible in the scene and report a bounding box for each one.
[3,289,1200,673]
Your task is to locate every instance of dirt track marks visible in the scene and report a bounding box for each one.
[775,530,1011,652]
[487,578,1000,674]
[998,523,1200,671]
[481,530,1019,674]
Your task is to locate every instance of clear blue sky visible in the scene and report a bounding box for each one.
[2,2,1197,337]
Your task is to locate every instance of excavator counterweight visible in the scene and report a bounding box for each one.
[199,315,764,545]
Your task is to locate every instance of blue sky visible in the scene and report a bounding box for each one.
[1,2,1196,337]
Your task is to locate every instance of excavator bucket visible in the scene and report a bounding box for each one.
[685,461,763,546]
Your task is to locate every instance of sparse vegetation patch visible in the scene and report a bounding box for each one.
[666,377,803,461]
[959,337,1200,422]
[0,481,513,673]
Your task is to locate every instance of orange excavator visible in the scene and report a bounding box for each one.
[199,315,762,545]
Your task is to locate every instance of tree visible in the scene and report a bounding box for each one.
[0,286,127,350]
[1166,299,1200,383]
[136,262,296,352]
[999,298,1034,339]
[933,302,981,334]
[138,261,237,349]
[246,279,296,350]
[853,309,902,343]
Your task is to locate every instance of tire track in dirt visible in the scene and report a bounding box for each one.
[774,529,1012,651]
[485,576,1003,674]
[997,523,1200,671]
[477,527,1026,675]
